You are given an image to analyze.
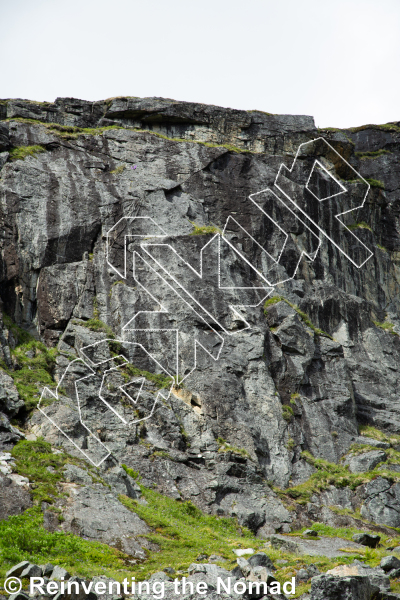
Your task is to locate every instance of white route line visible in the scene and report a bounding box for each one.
[38,137,376,464]
[274,137,374,268]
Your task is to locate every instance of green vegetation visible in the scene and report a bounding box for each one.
[119,486,259,580]
[275,451,400,506]
[217,437,251,458]
[110,165,125,175]
[0,507,131,583]
[365,178,385,190]
[9,145,46,161]
[11,438,95,504]
[121,463,140,480]
[123,363,173,390]
[377,244,388,252]
[1,314,57,412]
[73,318,115,338]
[247,109,274,116]
[349,122,400,134]
[373,320,399,336]
[347,221,373,232]
[282,405,294,422]
[136,129,252,154]
[190,222,222,235]
[355,149,391,159]
[264,297,332,339]
[290,393,300,404]
[44,123,124,139]
[359,424,400,446]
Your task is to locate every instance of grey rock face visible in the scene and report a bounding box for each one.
[361,478,400,527]
[0,474,32,520]
[1,95,400,537]
[20,564,43,578]
[0,370,23,416]
[345,450,387,473]
[58,484,149,556]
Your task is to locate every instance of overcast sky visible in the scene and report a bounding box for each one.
[1,0,399,129]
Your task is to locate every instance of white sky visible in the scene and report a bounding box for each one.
[1,0,399,129]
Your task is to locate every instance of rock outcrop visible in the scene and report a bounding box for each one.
[1,95,400,557]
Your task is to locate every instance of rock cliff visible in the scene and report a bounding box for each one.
[1,96,400,596]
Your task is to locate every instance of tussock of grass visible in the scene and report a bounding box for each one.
[282,405,294,422]
[123,364,172,390]
[110,165,125,175]
[355,149,391,159]
[359,425,400,446]
[349,123,400,134]
[347,221,373,232]
[9,145,46,161]
[373,320,399,336]
[73,318,115,337]
[217,436,251,458]
[190,222,222,235]
[264,297,332,339]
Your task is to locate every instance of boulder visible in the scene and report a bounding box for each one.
[247,552,275,570]
[345,450,387,473]
[381,556,400,572]
[352,533,381,548]
[310,574,379,600]
[51,566,71,580]
[0,370,23,417]
[20,564,43,578]
[5,561,30,577]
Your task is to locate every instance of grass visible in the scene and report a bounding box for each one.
[73,318,115,338]
[189,222,222,235]
[119,487,261,580]
[0,439,131,584]
[264,296,332,339]
[123,363,173,390]
[110,165,125,175]
[0,507,132,585]
[373,320,399,336]
[10,438,98,504]
[282,405,294,422]
[1,314,58,412]
[355,149,391,159]
[349,123,400,134]
[359,425,400,446]
[216,437,251,458]
[9,145,46,161]
[365,178,385,190]
[347,221,373,232]
[275,451,400,506]
[135,130,252,154]
[377,244,388,252]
